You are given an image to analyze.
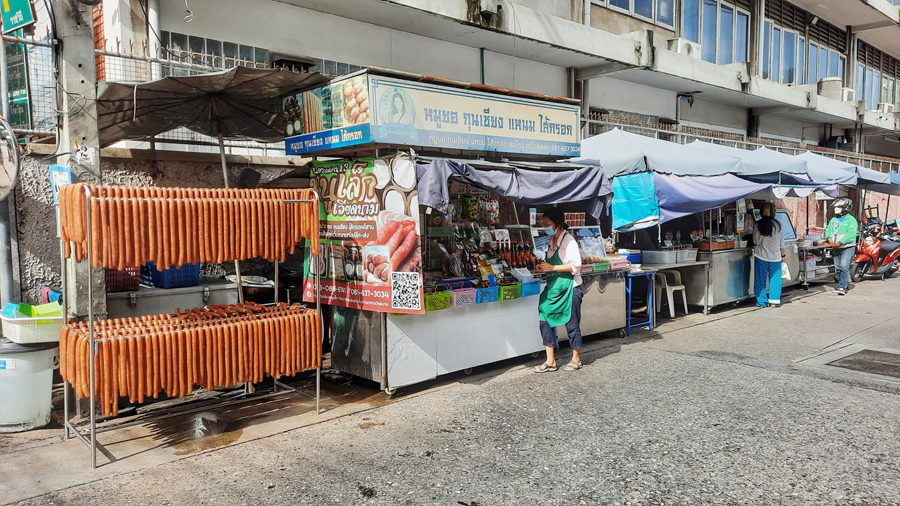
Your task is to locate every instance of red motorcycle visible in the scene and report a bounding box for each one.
[850,217,900,282]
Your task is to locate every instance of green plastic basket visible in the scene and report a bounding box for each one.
[424,291,452,311]
[498,283,521,301]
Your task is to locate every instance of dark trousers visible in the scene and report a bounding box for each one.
[539,285,584,350]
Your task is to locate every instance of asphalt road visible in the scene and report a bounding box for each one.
[10,280,900,506]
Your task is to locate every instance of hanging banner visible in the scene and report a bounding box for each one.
[368,75,581,156]
[283,74,372,155]
[303,153,424,314]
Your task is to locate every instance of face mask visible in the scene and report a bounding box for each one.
[544,226,556,236]
[834,207,843,215]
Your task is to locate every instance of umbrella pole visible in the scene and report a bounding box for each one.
[218,130,245,305]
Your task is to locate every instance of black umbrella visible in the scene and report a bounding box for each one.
[96,66,329,186]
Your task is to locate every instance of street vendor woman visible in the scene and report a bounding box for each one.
[534,207,584,373]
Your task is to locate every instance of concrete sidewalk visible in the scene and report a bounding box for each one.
[3,278,900,505]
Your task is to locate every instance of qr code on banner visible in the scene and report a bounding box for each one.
[391,271,422,310]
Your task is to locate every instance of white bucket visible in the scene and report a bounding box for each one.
[0,338,59,432]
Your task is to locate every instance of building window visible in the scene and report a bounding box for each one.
[701,0,718,62]
[783,31,796,85]
[158,31,269,69]
[808,44,818,85]
[658,0,675,26]
[607,0,675,28]
[718,5,733,65]
[762,21,772,79]
[735,11,749,62]
[684,0,700,42]
[772,28,781,82]
[798,38,805,85]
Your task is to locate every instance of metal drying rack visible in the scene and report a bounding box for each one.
[60,186,323,469]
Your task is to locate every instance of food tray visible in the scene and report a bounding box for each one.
[695,240,735,251]
[520,280,541,297]
[1,314,64,344]
[498,283,521,301]
[141,262,201,289]
[450,288,477,307]
[105,267,140,293]
[642,250,678,265]
[676,248,698,263]
[476,285,499,304]
[424,291,452,311]
[609,261,628,271]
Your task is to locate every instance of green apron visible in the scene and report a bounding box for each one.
[538,241,575,327]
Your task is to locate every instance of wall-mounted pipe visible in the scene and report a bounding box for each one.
[480,47,485,84]
[583,0,591,26]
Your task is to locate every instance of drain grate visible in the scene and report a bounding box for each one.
[827,350,900,379]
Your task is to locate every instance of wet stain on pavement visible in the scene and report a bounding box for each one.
[171,412,246,456]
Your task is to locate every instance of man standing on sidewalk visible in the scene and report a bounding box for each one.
[816,198,858,295]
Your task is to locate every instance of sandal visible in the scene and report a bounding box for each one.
[534,362,558,373]
[563,361,582,372]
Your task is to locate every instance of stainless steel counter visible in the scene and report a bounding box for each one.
[106,279,239,319]
[578,270,626,337]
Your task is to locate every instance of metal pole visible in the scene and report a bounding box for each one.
[217,129,245,304]
[274,259,279,304]
[0,38,15,309]
[84,187,96,469]
[60,236,69,440]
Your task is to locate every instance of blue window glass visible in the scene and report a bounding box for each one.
[701,0,717,63]
[610,0,629,9]
[829,51,839,78]
[718,5,733,65]
[798,39,805,85]
[866,67,874,109]
[783,31,796,84]
[870,71,881,110]
[735,12,749,62]
[808,44,818,85]
[683,0,700,43]
[762,22,771,79]
[635,0,652,18]
[772,28,781,82]
[818,47,827,81]
[838,57,845,82]
[857,64,866,103]
[658,0,675,25]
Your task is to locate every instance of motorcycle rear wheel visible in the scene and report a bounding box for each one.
[850,261,871,283]
[885,261,898,279]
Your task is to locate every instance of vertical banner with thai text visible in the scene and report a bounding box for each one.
[303,154,424,314]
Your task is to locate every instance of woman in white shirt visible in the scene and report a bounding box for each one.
[534,207,584,373]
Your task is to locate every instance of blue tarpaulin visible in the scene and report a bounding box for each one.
[416,158,613,218]
[612,172,659,231]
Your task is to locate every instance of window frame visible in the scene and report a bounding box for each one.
[609,0,675,29]
[779,27,800,85]
[683,0,746,65]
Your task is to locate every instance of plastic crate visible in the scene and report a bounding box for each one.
[424,291,451,311]
[642,250,677,265]
[106,267,140,293]
[140,262,201,289]
[520,280,541,297]
[676,248,698,263]
[450,288,477,307]
[1,314,64,344]
[498,283,521,301]
[476,285,499,304]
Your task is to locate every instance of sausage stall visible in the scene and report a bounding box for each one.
[284,69,620,393]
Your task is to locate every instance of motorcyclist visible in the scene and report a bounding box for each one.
[815,198,858,295]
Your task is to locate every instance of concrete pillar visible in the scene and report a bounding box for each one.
[53,0,107,320]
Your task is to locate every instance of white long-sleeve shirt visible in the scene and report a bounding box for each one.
[546,232,582,287]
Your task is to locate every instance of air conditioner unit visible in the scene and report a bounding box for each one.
[840,87,855,102]
[877,102,895,114]
[668,38,701,60]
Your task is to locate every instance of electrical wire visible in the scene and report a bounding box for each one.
[184,0,194,23]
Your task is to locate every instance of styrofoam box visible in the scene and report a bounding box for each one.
[642,250,677,265]
[676,248,698,263]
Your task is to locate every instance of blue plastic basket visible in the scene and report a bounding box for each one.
[476,285,499,304]
[140,262,201,289]
[520,280,541,297]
